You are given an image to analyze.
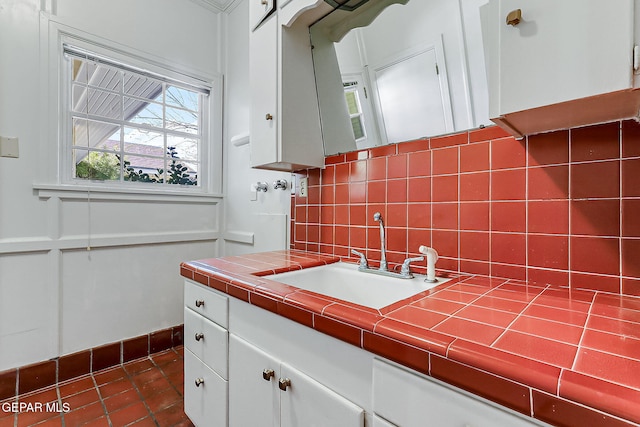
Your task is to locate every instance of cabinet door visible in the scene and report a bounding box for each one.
[184,349,228,427]
[250,15,279,168]
[250,0,275,31]
[373,359,542,427]
[280,362,364,427]
[229,335,280,427]
[487,0,633,116]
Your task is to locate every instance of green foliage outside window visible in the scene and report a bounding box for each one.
[75,151,120,181]
[76,146,197,185]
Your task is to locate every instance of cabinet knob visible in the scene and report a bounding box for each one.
[506,9,522,26]
[262,369,275,381]
[195,300,205,308]
[195,378,205,387]
[265,113,273,121]
[261,0,268,4]
[278,378,291,391]
[195,332,204,341]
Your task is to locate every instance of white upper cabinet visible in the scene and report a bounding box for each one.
[249,15,280,168]
[483,0,640,137]
[249,1,330,171]
[250,0,276,30]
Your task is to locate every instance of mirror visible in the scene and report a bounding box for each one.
[310,0,491,155]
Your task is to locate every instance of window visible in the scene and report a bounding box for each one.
[63,45,210,189]
[343,81,366,143]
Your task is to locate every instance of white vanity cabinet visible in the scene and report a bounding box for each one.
[229,334,364,426]
[183,278,549,427]
[249,1,328,171]
[372,359,544,427]
[183,280,229,427]
[483,0,640,137]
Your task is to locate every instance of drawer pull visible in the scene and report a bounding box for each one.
[195,332,204,341]
[195,377,205,387]
[262,369,275,381]
[195,300,205,308]
[278,378,291,391]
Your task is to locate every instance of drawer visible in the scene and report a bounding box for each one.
[184,349,228,427]
[184,307,229,380]
[185,279,228,328]
[373,359,542,427]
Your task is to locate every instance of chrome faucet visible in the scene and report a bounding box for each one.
[349,212,424,279]
[373,212,388,272]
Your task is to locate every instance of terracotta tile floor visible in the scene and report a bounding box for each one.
[0,347,193,427]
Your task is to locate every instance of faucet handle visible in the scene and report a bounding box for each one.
[401,256,424,278]
[351,249,369,270]
[255,182,269,192]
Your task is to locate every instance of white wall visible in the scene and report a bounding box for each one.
[0,0,222,370]
[222,0,291,256]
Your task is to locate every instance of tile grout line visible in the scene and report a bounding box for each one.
[570,292,597,372]
[619,121,624,295]
[90,369,113,427]
[567,128,573,291]
[524,134,530,285]
[488,284,551,348]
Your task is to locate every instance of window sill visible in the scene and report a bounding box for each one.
[33,183,223,203]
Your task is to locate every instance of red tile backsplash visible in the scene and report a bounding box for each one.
[571,122,620,162]
[491,137,526,170]
[622,158,640,197]
[432,146,458,175]
[571,160,620,199]
[491,168,526,200]
[527,130,569,166]
[292,120,640,296]
[459,172,490,201]
[460,141,490,172]
[528,165,569,200]
[491,201,526,232]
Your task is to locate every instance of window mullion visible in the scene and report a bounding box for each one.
[118,69,125,183]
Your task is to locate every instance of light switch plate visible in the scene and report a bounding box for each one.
[0,136,19,158]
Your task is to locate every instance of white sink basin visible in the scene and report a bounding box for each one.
[265,262,451,309]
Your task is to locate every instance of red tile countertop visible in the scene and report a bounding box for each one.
[180,250,640,427]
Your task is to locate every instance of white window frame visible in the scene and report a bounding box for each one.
[36,19,223,199]
[343,82,367,143]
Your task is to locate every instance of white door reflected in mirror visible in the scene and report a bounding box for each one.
[311,0,490,155]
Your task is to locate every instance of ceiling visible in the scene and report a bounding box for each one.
[188,0,242,12]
